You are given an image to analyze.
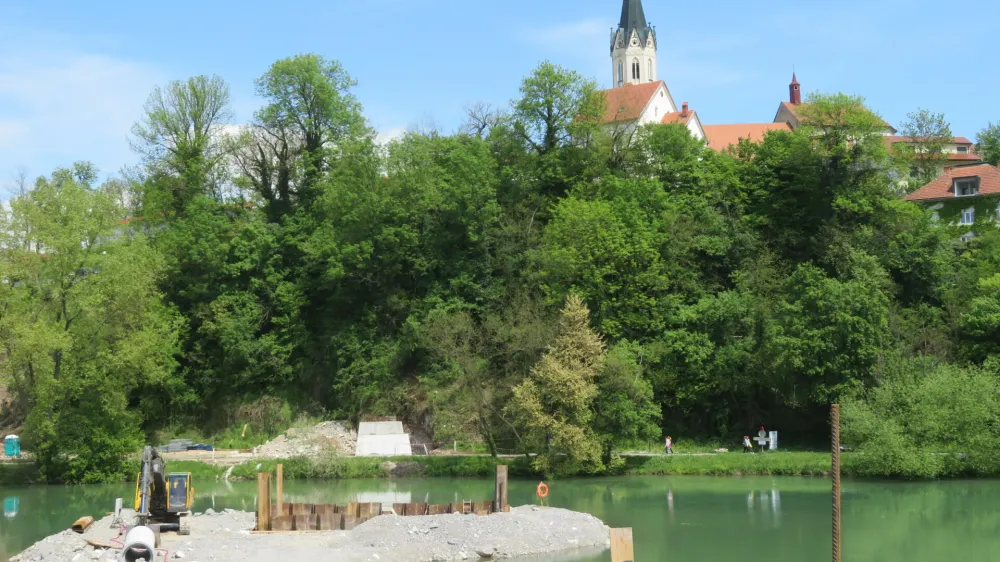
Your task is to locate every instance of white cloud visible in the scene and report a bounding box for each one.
[0,47,163,181]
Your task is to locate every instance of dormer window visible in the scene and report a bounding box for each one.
[955,178,980,197]
[957,146,969,154]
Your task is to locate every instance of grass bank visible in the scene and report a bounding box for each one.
[4,451,996,486]
[625,452,831,476]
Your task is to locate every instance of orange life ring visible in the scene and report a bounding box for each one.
[536,482,549,498]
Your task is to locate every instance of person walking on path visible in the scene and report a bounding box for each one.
[664,435,673,455]
[743,435,753,454]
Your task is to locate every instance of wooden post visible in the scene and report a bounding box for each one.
[276,464,284,516]
[610,528,634,562]
[256,473,272,531]
[832,404,842,562]
[495,465,509,512]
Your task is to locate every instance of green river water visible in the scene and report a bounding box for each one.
[2,476,999,561]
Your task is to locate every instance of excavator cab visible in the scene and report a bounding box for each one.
[134,446,194,536]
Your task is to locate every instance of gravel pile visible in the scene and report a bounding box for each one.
[12,506,608,562]
[345,505,610,560]
[255,421,356,458]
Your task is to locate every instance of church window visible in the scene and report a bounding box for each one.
[647,59,653,81]
[618,62,624,85]
[632,58,640,80]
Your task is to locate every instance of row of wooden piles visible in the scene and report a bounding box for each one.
[254,464,510,532]
[263,500,510,531]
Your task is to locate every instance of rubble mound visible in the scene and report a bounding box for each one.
[255,421,357,458]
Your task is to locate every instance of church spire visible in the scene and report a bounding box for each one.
[789,72,802,105]
[611,0,657,87]
[619,0,650,42]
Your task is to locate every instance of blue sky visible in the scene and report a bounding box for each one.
[1,0,998,190]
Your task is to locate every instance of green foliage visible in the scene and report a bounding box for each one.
[896,109,953,187]
[11,56,1000,481]
[977,122,1000,166]
[0,170,180,483]
[842,358,1000,478]
[506,295,606,475]
[593,342,661,460]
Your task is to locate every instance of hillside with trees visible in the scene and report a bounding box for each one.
[2,55,1000,481]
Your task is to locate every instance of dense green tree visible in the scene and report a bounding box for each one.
[131,75,234,213]
[234,54,369,220]
[896,109,953,186]
[0,169,180,482]
[506,295,606,475]
[593,341,660,462]
[976,122,1000,166]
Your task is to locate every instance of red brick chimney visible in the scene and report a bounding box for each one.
[681,102,689,117]
[789,73,801,105]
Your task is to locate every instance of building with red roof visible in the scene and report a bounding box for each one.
[905,163,1000,239]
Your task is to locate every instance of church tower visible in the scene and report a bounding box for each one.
[610,0,657,87]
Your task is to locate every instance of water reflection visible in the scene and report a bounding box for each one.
[3,497,17,519]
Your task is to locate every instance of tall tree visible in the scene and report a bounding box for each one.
[506,295,606,474]
[976,122,1000,166]
[234,54,369,220]
[131,75,233,212]
[897,109,953,186]
[512,62,602,156]
[0,169,180,482]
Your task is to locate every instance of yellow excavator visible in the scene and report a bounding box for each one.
[133,446,194,536]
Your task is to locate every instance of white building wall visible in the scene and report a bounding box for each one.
[636,84,676,126]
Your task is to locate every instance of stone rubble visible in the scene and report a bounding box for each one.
[10,506,609,562]
[254,421,357,458]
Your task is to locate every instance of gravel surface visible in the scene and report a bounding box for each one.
[11,506,608,562]
[255,421,357,458]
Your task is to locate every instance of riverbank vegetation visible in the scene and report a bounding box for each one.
[2,53,1000,482]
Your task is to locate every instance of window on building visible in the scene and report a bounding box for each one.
[647,59,653,81]
[931,211,940,223]
[957,146,969,154]
[955,178,980,197]
[961,207,976,225]
[632,59,640,81]
[961,233,976,243]
[618,62,623,86]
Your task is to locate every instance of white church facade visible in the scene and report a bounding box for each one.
[597,0,837,151]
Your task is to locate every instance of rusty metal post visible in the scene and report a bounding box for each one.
[832,404,841,562]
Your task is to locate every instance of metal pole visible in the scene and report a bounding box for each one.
[832,404,841,562]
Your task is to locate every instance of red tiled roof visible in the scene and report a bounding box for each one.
[884,136,981,161]
[702,122,792,151]
[598,81,664,123]
[662,110,695,125]
[905,164,1000,202]
[885,135,974,146]
[946,153,982,161]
